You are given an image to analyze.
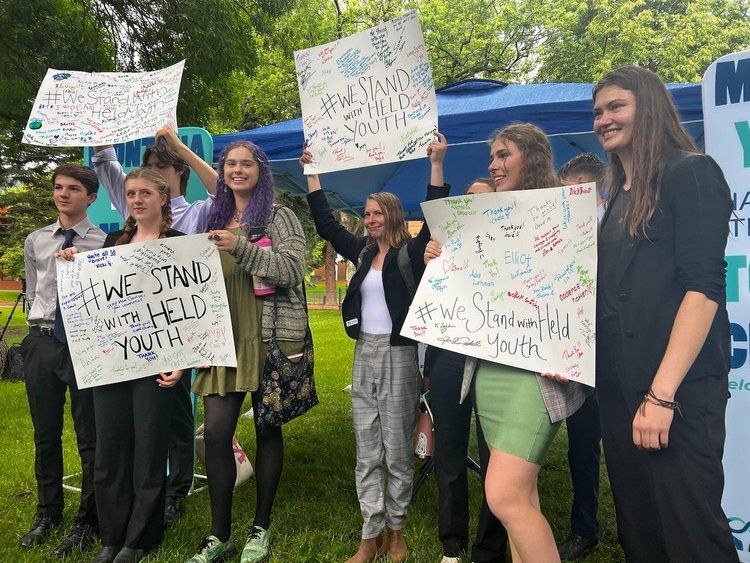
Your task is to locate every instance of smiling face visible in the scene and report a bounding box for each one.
[125,178,168,225]
[53,175,97,220]
[593,85,637,157]
[223,146,259,194]
[143,153,183,196]
[488,138,523,192]
[364,198,386,241]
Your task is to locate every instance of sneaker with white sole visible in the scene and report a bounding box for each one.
[241,526,271,563]
[440,556,461,563]
[186,535,237,563]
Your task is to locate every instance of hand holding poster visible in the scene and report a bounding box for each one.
[23,60,185,147]
[295,10,438,174]
[56,234,236,389]
[401,186,598,386]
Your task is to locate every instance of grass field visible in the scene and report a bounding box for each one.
[0,309,624,562]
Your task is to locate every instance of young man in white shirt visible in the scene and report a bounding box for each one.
[20,164,106,557]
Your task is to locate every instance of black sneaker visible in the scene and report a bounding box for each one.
[557,534,599,560]
[19,514,62,548]
[53,522,98,557]
[164,496,181,528]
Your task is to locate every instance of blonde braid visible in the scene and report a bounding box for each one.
[159,202,173,238]
[116,216,137,246]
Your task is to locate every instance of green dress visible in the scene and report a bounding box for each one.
[192,228,264,396]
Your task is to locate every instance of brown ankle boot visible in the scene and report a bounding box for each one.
[387,528,408,561]
[345,532,387,563]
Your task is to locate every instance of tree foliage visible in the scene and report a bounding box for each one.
[537,0,750,82]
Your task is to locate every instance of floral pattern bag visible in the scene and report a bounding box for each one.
[257,292,318,425]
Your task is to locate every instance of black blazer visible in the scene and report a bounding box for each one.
[307,184,449,346]
[103,228,185,248]
[598,151,732,409]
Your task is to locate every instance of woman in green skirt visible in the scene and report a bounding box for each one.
[425,124,587,562]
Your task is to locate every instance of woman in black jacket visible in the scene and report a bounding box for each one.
[300,136,449,562]
[593,66,737,561]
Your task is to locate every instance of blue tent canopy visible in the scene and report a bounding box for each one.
[213,79,703,218]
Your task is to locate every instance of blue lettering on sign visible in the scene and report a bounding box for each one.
[715,58,750,106]
[731,322,748,369]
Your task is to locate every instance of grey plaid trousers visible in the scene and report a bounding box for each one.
[351,333,420,538]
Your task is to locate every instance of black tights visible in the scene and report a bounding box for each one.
[203,392,283,542]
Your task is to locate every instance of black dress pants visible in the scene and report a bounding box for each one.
[597,330,738,562]
[93,375,174,549]
[565,392,601,538]
[166,375,194,499]
[426,347,509,562]
[22,331,97,525]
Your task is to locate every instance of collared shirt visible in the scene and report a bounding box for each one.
[25,217,106,327]
[91,147,215,234]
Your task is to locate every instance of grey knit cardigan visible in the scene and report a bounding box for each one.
[230,205,308,342]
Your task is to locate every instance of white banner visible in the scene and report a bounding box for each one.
[703,49,750,559]
[401,186,598,386]
[294,10,438,174]
[56,234,236,388]
[23,61,185,147]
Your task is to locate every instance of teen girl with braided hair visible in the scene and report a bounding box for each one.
[60,167,185,563]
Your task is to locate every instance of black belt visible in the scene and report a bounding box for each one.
[30,325,54,337]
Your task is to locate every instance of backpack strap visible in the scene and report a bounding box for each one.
[358,244,416,298]
[397,245,416,299]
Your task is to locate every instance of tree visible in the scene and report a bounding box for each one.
[537,0,750,82]
[417,0,547,87]
[0,185,58,278]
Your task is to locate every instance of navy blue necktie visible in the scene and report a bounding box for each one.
[53,229,76,343]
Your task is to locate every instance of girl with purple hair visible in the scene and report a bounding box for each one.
[162,138,308,563]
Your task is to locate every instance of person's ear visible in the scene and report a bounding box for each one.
[577,175,586,184]
[87,193,97,207]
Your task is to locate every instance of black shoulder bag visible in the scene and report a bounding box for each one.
[257,290,318,425]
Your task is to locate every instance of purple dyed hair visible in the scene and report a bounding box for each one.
[206,141,275,230]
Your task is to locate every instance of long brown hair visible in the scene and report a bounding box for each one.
[365,191,411,249]
[593,66,698,236]
[116,168,173,245]
[489,123,558,191]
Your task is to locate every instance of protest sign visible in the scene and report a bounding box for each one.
[294,10,438,174]
[56,234,236,389]
[23,60,185,147]
[401,185,598,386]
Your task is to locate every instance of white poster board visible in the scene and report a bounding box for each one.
[295,10,438,174]
[703,49,750,560]
[401,186,598,386]
[56,234,236,388]
[23,60,185,147]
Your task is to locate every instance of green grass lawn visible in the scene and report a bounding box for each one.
[0,310,623,562]
[0,300,28,345]
[0,289,24,303]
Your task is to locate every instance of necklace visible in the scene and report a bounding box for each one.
[232,208,244,224]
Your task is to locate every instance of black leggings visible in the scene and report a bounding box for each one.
[203,392,283,542]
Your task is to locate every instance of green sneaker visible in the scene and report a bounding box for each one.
[240,526,271,563]
[186,535,237,563]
